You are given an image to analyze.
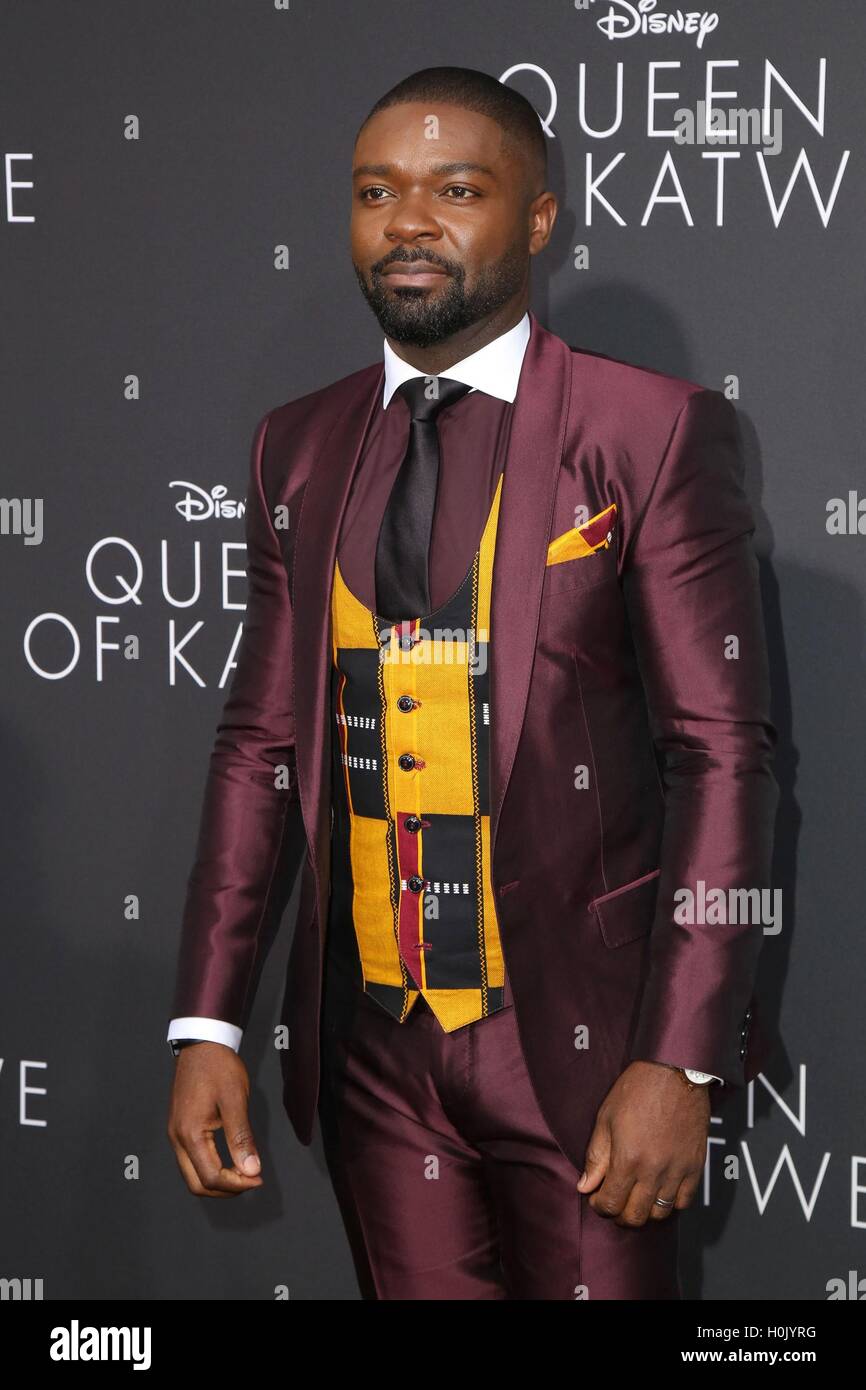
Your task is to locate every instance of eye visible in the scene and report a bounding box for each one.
[442,185,478,200]
[359,186,391,202]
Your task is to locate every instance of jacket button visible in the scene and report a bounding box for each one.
[404,815,422,833]
[407,875,425,893]
[397,695,414,712]
[398,753,416,771]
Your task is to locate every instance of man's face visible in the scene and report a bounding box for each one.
[351,101,536,348]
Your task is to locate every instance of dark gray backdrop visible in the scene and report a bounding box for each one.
[2,0,863,1300]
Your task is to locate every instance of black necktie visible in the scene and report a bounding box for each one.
[375,375,473,620]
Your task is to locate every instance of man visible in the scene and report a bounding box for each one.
[166,66,778,1300]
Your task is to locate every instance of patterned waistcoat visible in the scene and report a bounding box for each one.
[327,470,510,1032]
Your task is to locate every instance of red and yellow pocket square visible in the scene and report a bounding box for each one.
[546,503,617,566]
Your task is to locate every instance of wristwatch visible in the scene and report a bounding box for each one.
[680,1068,717,1088]
[170,1038,206,1058]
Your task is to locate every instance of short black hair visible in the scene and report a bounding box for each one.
[358,66,547,199]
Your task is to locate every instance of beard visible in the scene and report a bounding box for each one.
[353,242,526,348]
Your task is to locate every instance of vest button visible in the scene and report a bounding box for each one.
[407,875,425,893]
[398,632,415,651]
[398,753,416,771]
[404,816,422,833]
[396,695,414,712]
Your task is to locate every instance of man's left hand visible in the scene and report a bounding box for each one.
[576,1061,711,1226]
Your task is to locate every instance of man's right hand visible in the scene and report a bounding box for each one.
[167,1042,263,1197]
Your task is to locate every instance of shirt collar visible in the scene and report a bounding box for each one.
[382,311,530,410]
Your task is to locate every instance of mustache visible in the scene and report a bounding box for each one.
[372,249,461,277]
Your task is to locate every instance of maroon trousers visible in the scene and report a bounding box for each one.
[317,957,681,1301]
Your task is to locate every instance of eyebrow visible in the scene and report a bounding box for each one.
[352,161,497,180]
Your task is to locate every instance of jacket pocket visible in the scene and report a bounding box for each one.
[587,868,660,948]
[542,538,618,596]
[546,503,617,565]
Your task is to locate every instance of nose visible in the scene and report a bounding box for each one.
[381,188,443,246]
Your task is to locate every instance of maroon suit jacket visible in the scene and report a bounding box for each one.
[170,310,779,1173]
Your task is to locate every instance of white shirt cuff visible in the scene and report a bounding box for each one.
[166,1017,243,1053]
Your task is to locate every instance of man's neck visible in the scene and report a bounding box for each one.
[384,301,528,377]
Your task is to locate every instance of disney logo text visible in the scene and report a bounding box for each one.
[170,482,246,522]
[590,1,719,48]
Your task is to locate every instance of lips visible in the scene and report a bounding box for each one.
[381,262,449,286]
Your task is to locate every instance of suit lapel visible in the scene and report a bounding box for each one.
[292,366,383,906]
[487,312,572,860]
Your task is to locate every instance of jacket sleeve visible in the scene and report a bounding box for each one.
[622,388,779,1085]
[168,409,298,1032]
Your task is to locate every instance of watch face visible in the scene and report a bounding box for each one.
[684,1068,714,1085]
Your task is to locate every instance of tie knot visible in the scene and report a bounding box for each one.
[397,375,473,422]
